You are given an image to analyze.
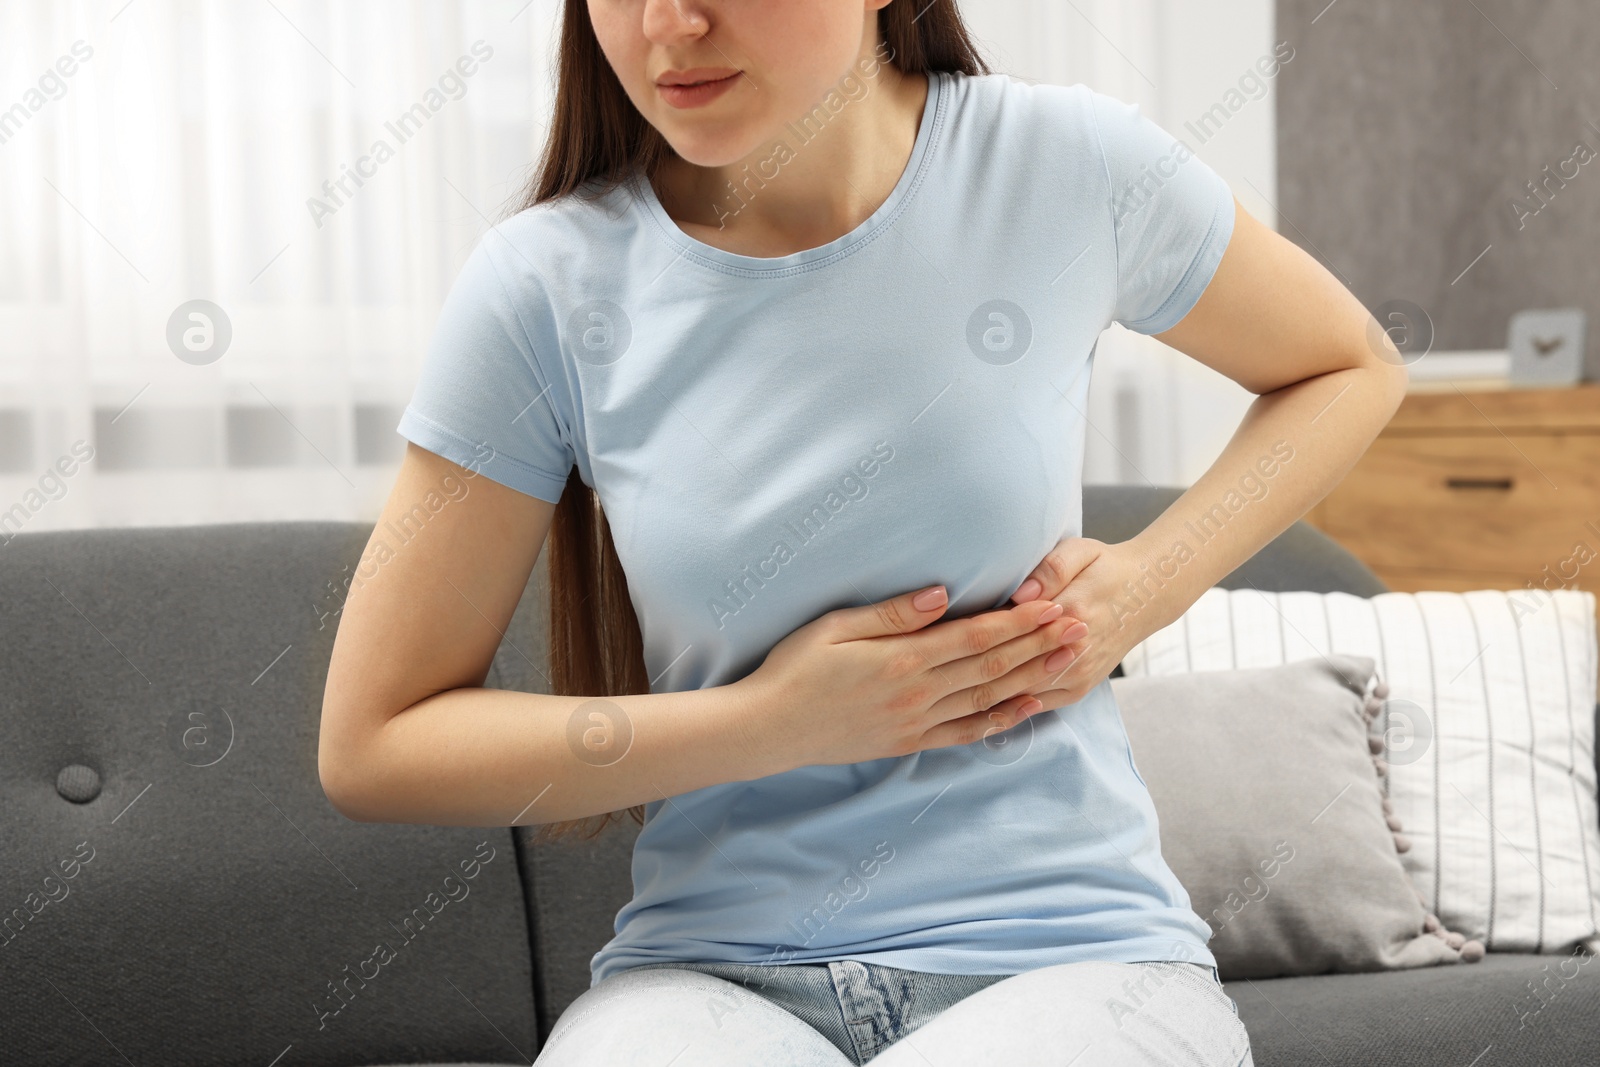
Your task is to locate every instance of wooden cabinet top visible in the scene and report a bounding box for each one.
[1387,382,1600,434]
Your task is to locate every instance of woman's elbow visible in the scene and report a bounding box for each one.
[317,717,381,822]
[1365,350,1411,420]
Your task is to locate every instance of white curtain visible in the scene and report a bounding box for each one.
[0,0,561,533]
[0,0,1272,536]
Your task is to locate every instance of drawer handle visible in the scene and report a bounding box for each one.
[1445,477,1514,491]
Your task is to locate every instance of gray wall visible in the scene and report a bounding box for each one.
[1275,0,1600,359]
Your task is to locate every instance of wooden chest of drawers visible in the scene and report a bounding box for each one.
[1305,384,1600,617]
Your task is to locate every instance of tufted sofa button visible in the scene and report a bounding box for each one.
[57,764,102,803]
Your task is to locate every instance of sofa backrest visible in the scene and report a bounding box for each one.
[1081,485,1390,596]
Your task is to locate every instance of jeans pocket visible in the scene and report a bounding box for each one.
[1164,962,1237,1010]
[1173,965,1251,1058]
[1204,966,1245,1018]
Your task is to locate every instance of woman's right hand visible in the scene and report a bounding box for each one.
[736,585,1089,770]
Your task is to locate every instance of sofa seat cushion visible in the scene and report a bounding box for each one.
[1230,949,1596,1066]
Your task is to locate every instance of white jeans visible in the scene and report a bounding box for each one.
[534,958,1255,1066]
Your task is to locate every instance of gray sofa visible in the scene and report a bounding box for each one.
[2,486,1593,1065]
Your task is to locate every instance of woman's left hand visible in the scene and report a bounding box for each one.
[1007,537,1170,711]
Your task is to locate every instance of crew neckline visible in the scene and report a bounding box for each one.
[631,70,947,275]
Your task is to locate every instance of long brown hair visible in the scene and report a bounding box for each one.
[515,0,992,843]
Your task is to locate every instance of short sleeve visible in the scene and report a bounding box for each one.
[1089,91,1237,335]
[396,230,576,503]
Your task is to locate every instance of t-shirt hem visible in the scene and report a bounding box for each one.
[395,407,571,504]
[592,935,1218,987]
[1122,186,1236,336]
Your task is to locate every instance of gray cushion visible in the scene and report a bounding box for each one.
[1115,655,1472,979]
[0,522,538,1064]
[1232,949,1599,1066]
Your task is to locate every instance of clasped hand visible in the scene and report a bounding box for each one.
[1003,536,1166,713]
[741,537,1173,770]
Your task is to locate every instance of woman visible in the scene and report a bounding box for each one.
[319,1,1407,1064]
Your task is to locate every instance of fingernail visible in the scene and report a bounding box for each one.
[1059,621,1088,644]
[912,586,947,611]
[1037,603,1065,623]
[1019,698,1044,715]
[1012,579,1043,603]
[1045,647,1075,672]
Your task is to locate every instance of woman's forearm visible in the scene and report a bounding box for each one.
[1102,199,1412,638]
[1118,359,1407,635]
[329,681,779,826]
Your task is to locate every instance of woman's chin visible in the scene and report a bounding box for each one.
[660,131,765,171]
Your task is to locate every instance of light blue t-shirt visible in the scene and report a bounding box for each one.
[397,70,1236,986]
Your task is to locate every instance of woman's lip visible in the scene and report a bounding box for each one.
[656,71,739,88]
[656,67,742,85]
[656,72,741,109]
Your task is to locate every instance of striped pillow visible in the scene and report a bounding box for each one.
[1119,587,1600,954]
